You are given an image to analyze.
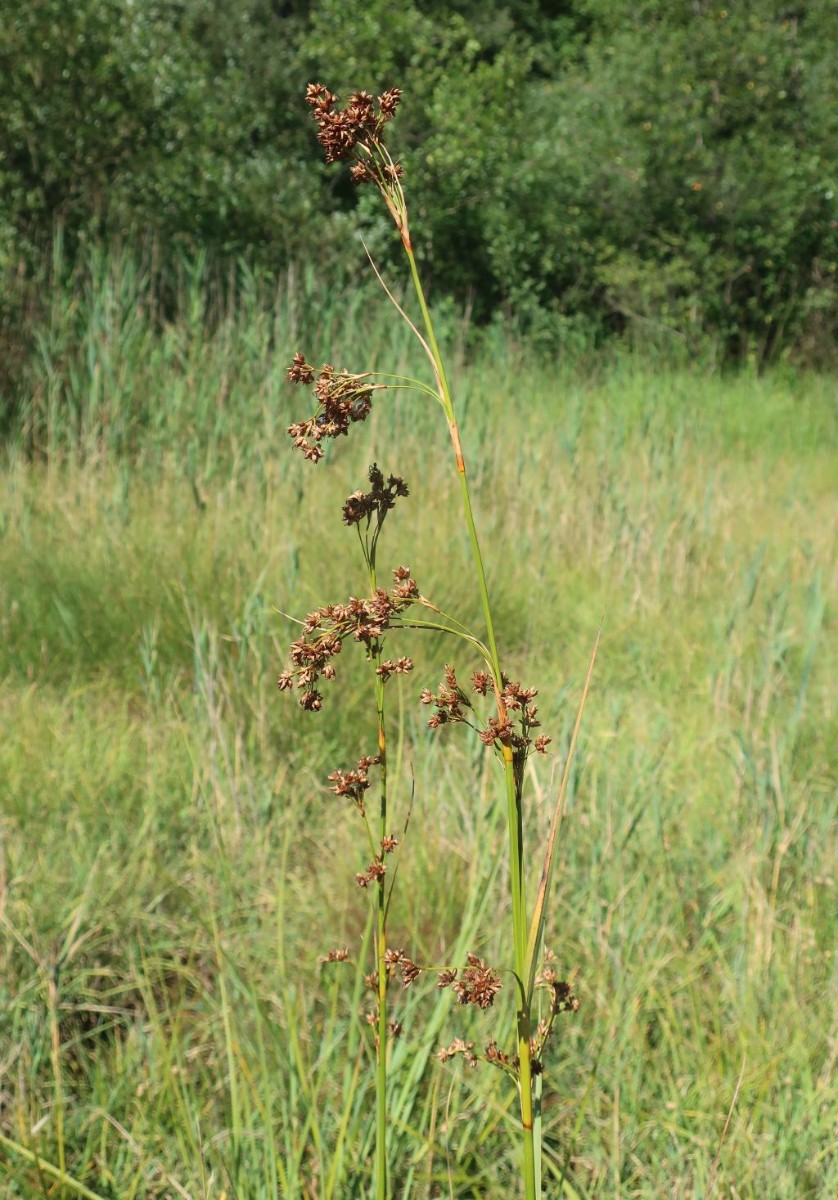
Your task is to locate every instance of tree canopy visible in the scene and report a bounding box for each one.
[1,0,836,361]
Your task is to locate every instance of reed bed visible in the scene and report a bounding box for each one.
[1,130,836,1193]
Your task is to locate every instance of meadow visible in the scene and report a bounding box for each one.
[1,258,836,1198]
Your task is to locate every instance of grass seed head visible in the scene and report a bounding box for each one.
[452,954,502,1010]
[319,947,350,964]
[305,82,402,171]
[342,464,409,526]
[287,358,378,462]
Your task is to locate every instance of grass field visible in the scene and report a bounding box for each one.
[1,262,836,1198]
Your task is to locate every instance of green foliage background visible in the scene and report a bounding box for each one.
[1,0,837,397]
[1,7,837,1194]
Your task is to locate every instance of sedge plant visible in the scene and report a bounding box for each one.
[278,85,598,1199]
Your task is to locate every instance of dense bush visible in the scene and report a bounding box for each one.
[1,0,836,379]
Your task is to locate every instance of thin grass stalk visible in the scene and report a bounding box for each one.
[373,669,389,1199]
[211,908,243,1183]
[368,539,390,1200]
[46,966,67,1180]
[0,1133,110,1200]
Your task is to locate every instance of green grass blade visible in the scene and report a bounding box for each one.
[524,624,602,1003]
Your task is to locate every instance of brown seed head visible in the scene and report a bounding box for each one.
[485,1041,511,1068]
[278,580,421,711]
[287,359,378,462]
[343,464,409,526]
[399,958,422,988]
[437,1038,477,1066]
[422,665,472,729]
[377,88,402,121]
[319,947,350,964]
[287,352,316,384]
[306,83,403,173]
[452,954,502,1010]
[355,860,387,889]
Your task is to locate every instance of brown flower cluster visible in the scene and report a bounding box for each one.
[420,665,472,728]
[363,1002,405,1041]
[376,657,413,682]
[355,831,400,890]
[479,673,551,758]
[422,667,551,762]
[319,947,350,964]
[305,83,403,182]
[477,673,547,744]
[436,1038,521,1077]
[485,1040,512,1070]
[522,963,580,1073]
[287,353,378,462]
[437,1038,477,1067]
[327,754,381,813]
[383,948,422,988]
[539,968,580,1017]
[355,860,386,889]
[277,567,422,709]
[342,463,409,527]
[438,953,502,1010]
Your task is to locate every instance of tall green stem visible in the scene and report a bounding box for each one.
[369,554,389,1200]
[404,244,536,1197]
[375,674,388,1200]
